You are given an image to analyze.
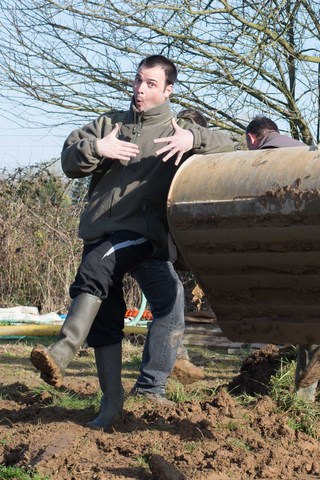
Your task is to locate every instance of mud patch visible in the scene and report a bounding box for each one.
[0,343,319,479]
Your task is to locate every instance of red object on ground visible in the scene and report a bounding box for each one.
[125,308,153,320]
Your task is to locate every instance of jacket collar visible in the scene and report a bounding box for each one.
[258,131,280,149]
[130,97,172,126]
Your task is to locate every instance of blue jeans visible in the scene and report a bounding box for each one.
[131,259,185,395]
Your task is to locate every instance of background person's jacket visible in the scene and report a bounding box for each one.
[258,131,306,149]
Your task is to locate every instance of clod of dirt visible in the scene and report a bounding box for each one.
[148,454,187,480]
[227,344,295,395]
[210,387,238,417]
[4,443,29,465]
[30,344,63,387]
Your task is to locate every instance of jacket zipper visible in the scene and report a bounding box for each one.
[108,112,142,220]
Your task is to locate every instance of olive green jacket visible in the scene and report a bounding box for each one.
[61,99,234,248]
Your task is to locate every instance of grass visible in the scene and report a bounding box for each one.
[231,355,320,439]
[228,438,254,452]
[135,454,149,468]
[124,352,142,370]
[268,358,320,439]
[8,340,146,414]
[225,420,239,432]
[136,442,162,468]
[0,466,50,480]
[30,383,100,412]
[235,393,257,407]
[0,436,11,446]
[167,378,216,403]
[183,440,201,453]
[0,336,57,348]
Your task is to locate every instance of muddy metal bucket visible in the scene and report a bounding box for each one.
[168,146,320,344]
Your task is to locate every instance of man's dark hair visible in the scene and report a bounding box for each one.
[246,116,279,140]
[138,55,178,86]
[177,109,208,127]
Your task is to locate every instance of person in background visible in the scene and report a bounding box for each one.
[30,55,234,431]
[246,116,307,149]
[246,115,319,402]
[177,109,208,127]
[130,108,211,401]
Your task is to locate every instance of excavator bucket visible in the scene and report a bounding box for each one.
[167,146,320,344]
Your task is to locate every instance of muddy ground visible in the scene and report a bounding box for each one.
[0,341,319,480]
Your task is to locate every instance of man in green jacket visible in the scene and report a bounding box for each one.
[31,54,233,430]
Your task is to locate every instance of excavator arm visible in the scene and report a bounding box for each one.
[168,146,320,344]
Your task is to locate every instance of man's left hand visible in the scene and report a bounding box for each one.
[154,118,194,166]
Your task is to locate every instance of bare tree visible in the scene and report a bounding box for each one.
[0,0,319,142]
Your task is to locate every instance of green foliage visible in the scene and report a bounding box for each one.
[0,465,49,480]
[0,162,82,313]
[225,420,239,432]
[70,177,90,205]
[235,393,256,407]
[0,162,143,313]
[228,438,253,452]
[135,455,149,468]
[31,383,99,411]
[183,441,201,454]
[128,353,143,369]
[167,378,211,403]
[269,358,320,439]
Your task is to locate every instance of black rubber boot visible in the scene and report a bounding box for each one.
[30,293,102,387]
[87,343,124,431]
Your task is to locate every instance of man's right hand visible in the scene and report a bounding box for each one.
[96,123,140,161]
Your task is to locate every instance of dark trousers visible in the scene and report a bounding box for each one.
[69,231,153,346]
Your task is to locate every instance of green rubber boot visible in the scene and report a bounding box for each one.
[30,293,102,387]
[87,342,124,432]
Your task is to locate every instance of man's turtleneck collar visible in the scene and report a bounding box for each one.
[130,97,172,126]
[258,131,281,149]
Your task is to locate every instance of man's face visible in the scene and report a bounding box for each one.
[133,65,173,112]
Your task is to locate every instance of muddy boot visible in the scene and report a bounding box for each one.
[87,343,124,432]
[295,345,320,401]
[140,393,175,406]
[171,358,205,385]
[130,387,175,406]
[30,293,102,387]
